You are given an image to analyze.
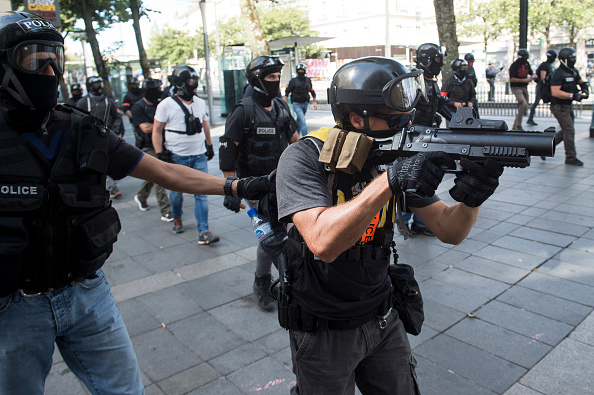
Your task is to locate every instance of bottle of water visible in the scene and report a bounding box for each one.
[247,208,287,267]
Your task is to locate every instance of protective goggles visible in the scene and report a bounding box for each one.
[260,56,284,68]
[330,70,426,113]
[5,40,64,75]
[373,109,416,130]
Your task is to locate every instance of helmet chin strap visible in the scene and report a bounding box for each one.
[253,84,267,96]
[1,64,34,108]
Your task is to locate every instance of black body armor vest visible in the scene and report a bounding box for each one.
[284,136,394,321]
[291,77,311,103]
[415,79,441,127]
[551,68,579,105]
[0,107,121,297]
[236,96,292,178]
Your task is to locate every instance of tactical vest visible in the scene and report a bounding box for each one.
[551,68,579,105]
[284,131,394,322]
[0,107,121,297]
[236,96,292,178]
[291,77,311,103]
[415,79,440,127]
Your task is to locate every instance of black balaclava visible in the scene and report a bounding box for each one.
[252,68,281,107]
[145,88,162,104]
[297,69,306,79]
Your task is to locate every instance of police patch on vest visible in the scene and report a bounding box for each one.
[257,127,276,135]
[565,77,575,82]
[0,184,39,196]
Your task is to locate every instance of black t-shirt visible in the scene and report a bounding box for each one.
[14,108,143,180]
[535,62,553,83]
[509,59,533,87]
[131,99,156,149]
[441,76,476,111]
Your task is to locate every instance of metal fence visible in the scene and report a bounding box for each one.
[313,81,591,119]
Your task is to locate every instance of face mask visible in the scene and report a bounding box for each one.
[16,71,59,112]
[566,58,576,69]
[145,88,161,104]
[297,71,306,78]
[178,80,197,101]
[455,69,467,79]
[253,79,280,106]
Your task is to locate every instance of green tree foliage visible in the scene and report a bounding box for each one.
[147,27,216,66]
[456,0,517,52]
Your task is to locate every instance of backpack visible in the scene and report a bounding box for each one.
[541,73,553,104]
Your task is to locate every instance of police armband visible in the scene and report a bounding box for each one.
[219,135,238,172]
[318,128,373,174]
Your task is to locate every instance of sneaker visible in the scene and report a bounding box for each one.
[110,191,122,199]
[198,232,220,245]
[160,212,174,222]
[540,156,546,161]
[565,158,584,166]
[134,195,149,211]
[253,274,276,311]
[411,223,435,236]
[526,120,538,126]
[172,217,184,234]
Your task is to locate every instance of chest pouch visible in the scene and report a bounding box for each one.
[77,115,109,174]
[318,128,374,174]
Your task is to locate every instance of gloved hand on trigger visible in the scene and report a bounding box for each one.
[236,176,275,201]
[224,195,242,213]
[449,158,504,207]
[386,152,456,197]
[205,144,215,160]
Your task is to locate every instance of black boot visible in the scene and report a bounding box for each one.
[253,274,275,311]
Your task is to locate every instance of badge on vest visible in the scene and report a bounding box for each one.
[566,77,575,82]
[257,127,276,135]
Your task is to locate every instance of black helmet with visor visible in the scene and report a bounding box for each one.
[172,65,199,100]
[328,57,425,135]
[245,55,284,95]
[415,43,444,78]
[0,11,64,112]
[558,47,577,70]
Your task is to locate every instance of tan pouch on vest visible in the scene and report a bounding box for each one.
[318,128,347,172]
[335,132,374,174]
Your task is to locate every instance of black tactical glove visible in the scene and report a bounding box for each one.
[449,158,504,207]
[157,150,174,163]
[236,175,275,201]
[205,144,215,160]
[224,195,242,213]
[387,152,455,197]
[572,92,584,102]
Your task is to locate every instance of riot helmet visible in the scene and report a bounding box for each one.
[546,49,557,62]
[415,43,444,78]
[451,59,468,79]
[142,78,163,104]
[517,48,529,60]
[70,82,82,98]
[0,11,64,112]
[296,62,306,78]
[171,65,199,101]
[328,57,425,137]
[464,53,475,63]
[246,55,283,95]
[86,76,103,96]
[558,47,576,70]
[128,76,141,94]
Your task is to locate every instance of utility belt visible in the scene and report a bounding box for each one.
[296,239,391,262]
[18,272,99,297]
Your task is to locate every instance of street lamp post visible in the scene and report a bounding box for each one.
[199,0,216,126]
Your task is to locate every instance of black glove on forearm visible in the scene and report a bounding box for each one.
[449,158,504,207]
[157,150,174,163]
[572,92,584,102]
[205,144,215,160]
[386,152,455,197]
[224,195,242,213]
[236,175,275,200]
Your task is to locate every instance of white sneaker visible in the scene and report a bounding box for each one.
[134,195,149,211]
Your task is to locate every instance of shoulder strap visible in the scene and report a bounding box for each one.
[171,95,192,117]
[240,96,255,133]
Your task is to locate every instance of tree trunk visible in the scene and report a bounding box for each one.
[130,0,150,78]
[59,75,69,103]
[80,0,113,96]
[239,0,270,57]
[433,0,459,80]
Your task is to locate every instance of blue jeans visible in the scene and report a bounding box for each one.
[402,212,426,227]
[292,101,309,136]
[0,270,144,395]
[170,153,210,234]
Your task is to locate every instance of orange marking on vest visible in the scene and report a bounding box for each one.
[361,211,381,243]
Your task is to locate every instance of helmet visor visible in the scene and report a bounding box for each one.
[382,70,426,112]
[8,40,64,75]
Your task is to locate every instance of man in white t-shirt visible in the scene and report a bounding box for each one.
[152,65,219,244]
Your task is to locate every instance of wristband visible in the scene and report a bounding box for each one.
[224,176,238,196]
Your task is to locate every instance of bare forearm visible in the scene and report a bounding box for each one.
[152,121,165,153]
[292,173,393,262]
[130,154,237,196]
[413,201,479,245]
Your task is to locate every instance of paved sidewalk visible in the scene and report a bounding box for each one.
[45,107,594,394]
